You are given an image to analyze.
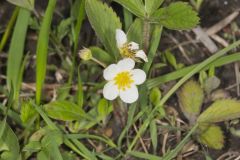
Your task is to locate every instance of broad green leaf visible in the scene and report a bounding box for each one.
[114,0,145,18]
[151,2,199,30]
[149,87,161,105]
[85,0,122,59]
[0,122,20,160]
[76,104,113,130]
[127,18,144,48]
[30,127,49,141]
[44,101,86,121]
[41,130,63,147]
[197,124,224,149]
[198,99,240,123]
[7,0,34,10]
[178,80,204,122]
[41,130,63,160]
[20,100,37,124]
[145,0,164,16]
[90,47,113,64]
[23,141,41,153]
[123,8,133,31]
[37,150,49,160]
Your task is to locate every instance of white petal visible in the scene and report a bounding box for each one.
[103,81,119,100]
[135,50,148,62]
[120,85,138,103]
[128,42,139,50]
[117,58,135,71]
[116,29,127,48]
[131,69,146,85]
[103,64,119,80]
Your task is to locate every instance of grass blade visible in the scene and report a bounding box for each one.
[7,8,30,99]
[147,52,240,89]
[127,151,162,160]
[0,7,19,51]
[36,0,57,104]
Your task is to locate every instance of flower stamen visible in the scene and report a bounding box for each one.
[120,45,135,59]
[114,71,134,91]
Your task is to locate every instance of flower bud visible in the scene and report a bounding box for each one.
[78,48,92,61]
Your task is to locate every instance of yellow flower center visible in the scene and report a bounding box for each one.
[114,71,134,91]
[119,44,136,59]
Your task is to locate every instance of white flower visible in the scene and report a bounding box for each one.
[116,29,148,62]
[103,58,146,103]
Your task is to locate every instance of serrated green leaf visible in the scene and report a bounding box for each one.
[44,101,86,121]
[0,122,20,160]
[145,0,164,16]
[20,100,37,124]
[7,0,34,10]
[127,18,144,48]
[57,18,73,41]
[41,130,63,160]
[178,80,204,122]
[85,0,122,59]
[198,99,240,123]
[151,2,199,30]
[114,0,145,18]
[197,124,224,149]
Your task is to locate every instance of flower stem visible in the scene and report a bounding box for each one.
[143,19,150,52]
[91,57,107,68]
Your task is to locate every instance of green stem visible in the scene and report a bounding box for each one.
[143,19,150,52]
[0,7,19,51]
[67,0,85,90]
[91,57,107,68]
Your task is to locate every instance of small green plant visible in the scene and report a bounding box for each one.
[1,0,240,159]
[178,80,240,149]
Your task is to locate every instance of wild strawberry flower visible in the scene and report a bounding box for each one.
[103,58,146,103]
[116,29,148,62]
